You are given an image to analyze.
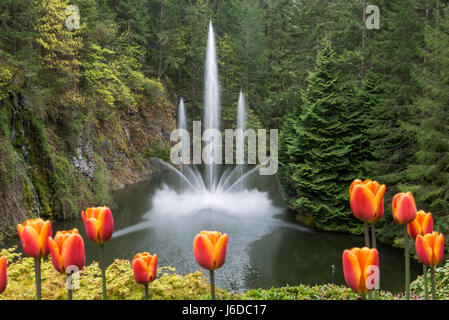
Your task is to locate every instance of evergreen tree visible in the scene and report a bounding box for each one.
[279,41,361,233]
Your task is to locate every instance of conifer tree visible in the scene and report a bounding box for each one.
[279,41,361,232]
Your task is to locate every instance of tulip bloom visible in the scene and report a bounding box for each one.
[48,229,86,273]
[0,256,6,294]
[393,192,417,300]
[408,210,433,241]
[193,231,228,300]
[81,207,114,244]
[193,231,228,271]
[392,192,417,225]
[132,252,157,300]
[416,232,444,268]
[349,180,385,223]
[17,219,52,258]
[81,206,113,300]
[17,218,52,300]
[342,247,379,296]
[48,229,85,300]
[416,232,444,300]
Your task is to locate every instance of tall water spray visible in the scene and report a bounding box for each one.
[237,91,246,190]
[178,98,187,191]
[204,21,220,191]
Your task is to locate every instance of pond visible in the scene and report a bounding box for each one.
[9,168,420,294]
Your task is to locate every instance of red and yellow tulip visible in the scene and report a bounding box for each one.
[392,192,417,225]
[416,232,444,268]
[0,256,6,294]
[343,247,379,295]
[349,180,385,223]
[17,219,52,258]
[193,231,228,271]
[132,252,158,285]
[48,229,86,273]
[81,207,114,244]
[408,210,433,241]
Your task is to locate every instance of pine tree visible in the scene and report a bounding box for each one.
[405,2,449,239]
[279,41,362,233]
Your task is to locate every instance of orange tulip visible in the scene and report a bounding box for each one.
[407,210,433,240]
[17,218,52,258]
[342,247,379,294]
[392,192,417,225]
[193,231,228,271]
[81,207,114,244]
[349,179,385,223]
[0,256,6,294]
[416,232,444,268]
[48,229,86,273]
[132,252,158,285]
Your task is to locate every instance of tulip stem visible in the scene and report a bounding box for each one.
[364,222,370,248]
[144,284,149,300]
[371,224,377,249]
[67,274,73,300]
[209,270,215,300]
[431,266,436,300]
[34,257,41,300]
[99,244,107,300]
[423,264,428,300]
[404,225,410,300]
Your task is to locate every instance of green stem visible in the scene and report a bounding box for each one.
[371,224,377,249]
[99,244,107,300]
[423,264,428,300]
[364,222,370,248]
[209,270,215,300]
[144,283,149,300]
[34,257,41,300]
[431,266,436,300]
[404,225,410,300]
[67,274,73,300]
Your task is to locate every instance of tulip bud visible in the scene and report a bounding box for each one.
[48,229,86,273]
[342,247,379,294]
[392,192,417,225]
[0,256,6,294]
[132,252,157,285]
[416,232,444,268]
[81,207,114,244]
[407,210,433,240]
[17,219,52,258]
[193,231,228,271]
[349,179,385,223]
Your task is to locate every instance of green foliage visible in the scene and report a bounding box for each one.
[411,259,449,299]
[278,42,365,233]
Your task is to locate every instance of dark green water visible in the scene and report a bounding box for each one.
[8,169,420,294]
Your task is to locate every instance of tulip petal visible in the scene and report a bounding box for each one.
[343,250,362,294]
[48,237,64,273]
[351,185,376,222]
[214,234,228,269]
[0,256,7,294]
[416,235,432,267]
[193,234,215,270]
[98,207,114,243]
[21,226,41,258]
[132,259,150,284]
[433,234,445,267]
[61,234,85,272]
[39,221,52,257]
